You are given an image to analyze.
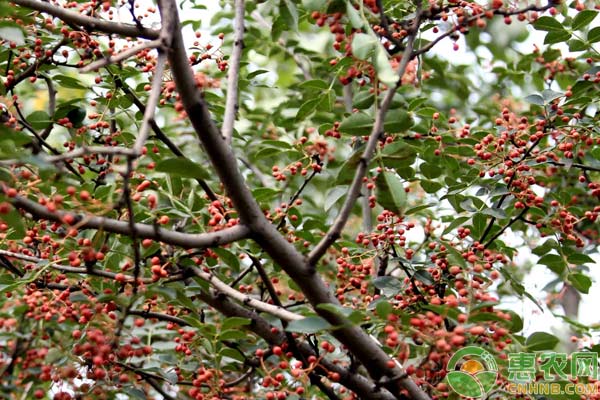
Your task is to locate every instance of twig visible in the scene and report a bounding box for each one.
[40,75,57,140]
[412,2,553,57]
[548,161,600,173]
[116,362,176,400]
[483,206,529,249]
[478,137,542,244]
[80,39,162,73]
[223,0,245,145]
[133,52,167,156]
[224,368,255,388]
[113,158,142,343]
[276,159,321,230]
[3,145,136,165]
[128,309,188,326]
[11,0,159,39]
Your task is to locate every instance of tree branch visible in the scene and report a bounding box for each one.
[132,52,167,156]
[222,0,245,145]
[196,289,399,400]
[11,0,160,40]
[308,18,420,266]
[190,266,303,322]
[80,39,162,73]
[10,194,250,249]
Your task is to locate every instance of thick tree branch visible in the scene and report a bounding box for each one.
[11,0,160,39]
[10,194,250,248]
[222,0,245,145]
[190,265,302,322]
[159,1,430,398]
[196,290,399,400]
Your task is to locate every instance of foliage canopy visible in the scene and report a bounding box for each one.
[0,0,599,399]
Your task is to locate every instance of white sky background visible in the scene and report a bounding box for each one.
[125,1,600,343]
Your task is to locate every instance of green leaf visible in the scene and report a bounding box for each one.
[219,347,245,363]
[66,107,86,128]
[247,69,269,79]
[320,90,335,112]
[325,186,347,211]
[336,147,363,184]
[481,207,506,219]
[567,39,587,52]
[572,10,598,31]
[316,303,354,318]
[155,158,210,180]
[506,310,524,333]
[221,317,251,331]
[372,276,402,292]
[533,16,565,31]
[346,1,363,29]
[281,0,298,31]
[544,30,571,45]
[588,26,600,43]
[53,75,88,89]
[383,110,414,133]
[26,111,52,130]
[219,329,248,341]
[541,89,563,103]
[568,273,592,294]
[373,45,398,86]
[421,180,442,193]
[338,112,373,135]
[471,213,487,239]
[538,254,566,275]
[442,216,470,235]
[532,239,558,256]
[299,79,329,90]
[380,140,417,169]
[352,33,378,60]
[376,171,406,214]
[253,188,281,202]
[286,316,331,333]
[405,203,435,215]
[524,94,545,106]
[0,22,25,45]
[413,270,434,285]
[525,331,559,351]
[295,97,320,121]
[567,253,595,265]
[302,0,326,11]
[372,300,391,319]
[3,208,25,239]
[213,248,240,272]
[420,162,442,179]
[353,91,375,109]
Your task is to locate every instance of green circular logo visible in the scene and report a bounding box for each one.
[446,346,498,399]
